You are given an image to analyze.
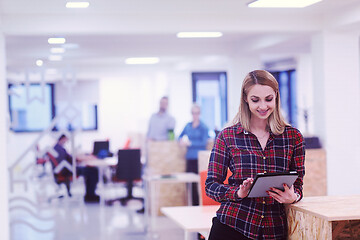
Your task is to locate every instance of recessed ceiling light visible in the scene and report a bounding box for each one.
[50,48,65,54]
[125,57,160,65]
[176,32,223,38]
[36,60,43,67]
[66,2,90,8]
[48,37,66,44]
[248,0,322,8]
[48,55,63,61]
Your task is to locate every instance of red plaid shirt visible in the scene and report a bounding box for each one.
[205,123,305,239]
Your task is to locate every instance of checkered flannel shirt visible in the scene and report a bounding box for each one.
[205,123,305,239]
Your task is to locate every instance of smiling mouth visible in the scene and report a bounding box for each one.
[257,109,269,116]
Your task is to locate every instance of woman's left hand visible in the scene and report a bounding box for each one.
[267,184,297,204]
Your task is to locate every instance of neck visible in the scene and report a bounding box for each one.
[250,117,268,132]
[192,119,200,127]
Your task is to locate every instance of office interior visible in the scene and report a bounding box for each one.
[1,0,360,239]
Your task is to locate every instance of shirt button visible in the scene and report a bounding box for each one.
[263,156,266,160]
[261,215,264,218]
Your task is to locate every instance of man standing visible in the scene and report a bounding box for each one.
[137,97,175,214]
[147,96,176,141]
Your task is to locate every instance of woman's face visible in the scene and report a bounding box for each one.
[191,107,201,122]
[246,84,276,121]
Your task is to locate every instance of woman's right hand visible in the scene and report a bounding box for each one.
[237,178,254,198]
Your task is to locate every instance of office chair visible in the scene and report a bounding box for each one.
[46,152,73,198]
[106,149,143,206]
[199,169,231,206]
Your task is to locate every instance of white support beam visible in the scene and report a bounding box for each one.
[0,32,10,240]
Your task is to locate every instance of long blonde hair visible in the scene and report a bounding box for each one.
[233,70,288,135]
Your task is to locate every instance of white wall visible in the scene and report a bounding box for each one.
[0,32,10,240]
[296,54,314,136]
[61,68,194,155]
[313,31,360,195]
[228,55,263,123]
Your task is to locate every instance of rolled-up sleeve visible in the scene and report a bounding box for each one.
[292,130,305,201]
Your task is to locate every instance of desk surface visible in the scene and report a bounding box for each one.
[289,195,360,221]
[80,157,117,167]
[161,205,218,232]
[145,172,200,183]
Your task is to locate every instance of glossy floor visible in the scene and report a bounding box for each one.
[9,175,193,240]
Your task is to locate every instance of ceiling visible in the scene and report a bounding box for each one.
[2,0,360,80]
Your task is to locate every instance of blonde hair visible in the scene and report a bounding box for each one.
[191,103,201,113]
[233,70,288,135]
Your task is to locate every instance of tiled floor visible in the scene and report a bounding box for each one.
[9,174,191,240]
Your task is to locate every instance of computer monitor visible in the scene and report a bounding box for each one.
[92,140,111,158]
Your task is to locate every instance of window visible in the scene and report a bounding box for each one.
[55,102,98,131]
[192,72,228,134]
[271,70,297,127]
[8,83,55,132]
[8,83,98,132]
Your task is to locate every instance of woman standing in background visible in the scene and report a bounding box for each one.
[179,104,209,205]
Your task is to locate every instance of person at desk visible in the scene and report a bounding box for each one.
[179,103,209,205]
[205,70,305,240]
[147,96,176,141]
[53,134,100,203]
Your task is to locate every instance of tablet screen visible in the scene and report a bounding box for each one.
[246,171,298,198]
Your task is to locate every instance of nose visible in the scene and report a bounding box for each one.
[259,100,267,109]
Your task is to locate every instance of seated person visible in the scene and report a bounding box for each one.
[53,134,100,203]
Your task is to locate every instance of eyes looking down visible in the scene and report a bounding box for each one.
[250,95,274,103]
[246,84,276,104]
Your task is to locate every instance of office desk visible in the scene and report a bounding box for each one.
[144,172,200,232]
[81,157,117,205]
[161,205,218,240]
[287,195,360,239]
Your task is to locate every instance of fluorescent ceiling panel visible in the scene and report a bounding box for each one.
[248,0,322,8]
[177,32,223,38]
[66,2,90,8]
[125,57,159,64]
[48,38,66,44]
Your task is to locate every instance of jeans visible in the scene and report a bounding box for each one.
[76,166,99,196]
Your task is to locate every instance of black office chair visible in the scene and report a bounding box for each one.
[106,149,143,206]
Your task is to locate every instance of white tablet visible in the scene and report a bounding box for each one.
[246,171,298,198]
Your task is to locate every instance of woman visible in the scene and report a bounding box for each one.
[179,103,209,205]
[205,70,305,240]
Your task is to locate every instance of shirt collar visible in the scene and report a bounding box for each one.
[236,123,274,137]
[236,123,248,134]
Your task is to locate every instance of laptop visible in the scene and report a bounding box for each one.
[92,140,113,159]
